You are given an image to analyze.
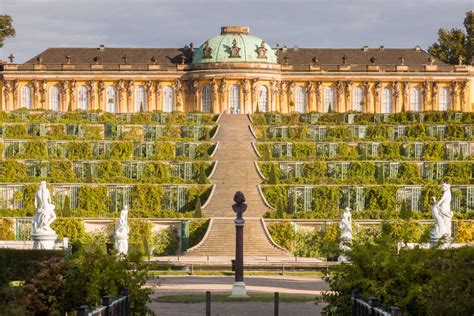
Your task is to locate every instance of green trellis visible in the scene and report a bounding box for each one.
[396,186,422,213]
[187,113,204,124]
[171,162,194,180]
[123,161,146,180]
[162,186,187,212]
[66,123,84,138]
[427,125,446,140]
[53,185,79,210]
[152,113,169,123]
[308,126,326,140]
[268,126,289,139]
[445,142,469,160]
[176,142,198,159]
[341,186,365,211]
[266,114,282,125]
[133,142,155,158]
[328,162,350,179]
[0,184,23,209]
[376,162,400,180]
[300,113,319,124]
[350,126,367,139]
[27,160,50,178]
[272,143,293,158]
[104,123,124,139]
[108,185,132,213]
[73,161,99,179]
[47,141,68,158]
[92,141,112,158]
[143,125,164,140]
[15,218,32,241]
[317,143,338,158]
[4,140,27,158]
[181,126,204,140]
[28,123,47,137]
[389,125,407,140]
[288,186,313,213]
[279,162,303,179]
[422,162,445,180]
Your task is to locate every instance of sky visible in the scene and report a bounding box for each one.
[1,0,472,63]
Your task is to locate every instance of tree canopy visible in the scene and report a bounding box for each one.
[0,15,15,49]
[428,11,473,65]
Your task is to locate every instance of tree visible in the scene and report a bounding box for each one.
[194,198,202,218]
[197,164,208,184]
[0,15,15,48]
[276,199,285,219]
[428,11,473,65]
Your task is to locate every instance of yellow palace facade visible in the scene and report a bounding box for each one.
[1,26,473,114]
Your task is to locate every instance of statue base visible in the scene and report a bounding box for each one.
[230,282,249,298]
[114,234,129,255]
[32,232,57,250]
[338,255,349,263]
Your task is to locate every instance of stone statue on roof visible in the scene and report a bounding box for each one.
[257,41,267,59]
[230,39,241,58]
[203,41,213,58]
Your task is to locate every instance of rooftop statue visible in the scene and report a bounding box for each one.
[230,39,241,58]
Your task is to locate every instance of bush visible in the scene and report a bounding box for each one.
[0,218,15,240]
[51,218,87,242]
[188,219,209,248]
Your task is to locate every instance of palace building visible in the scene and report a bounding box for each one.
[1,26,473,114]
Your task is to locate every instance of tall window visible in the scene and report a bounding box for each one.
[163,86,174,112]
[410,87,422,112]
[324,86,335,113]
[229,84,240,114]
[439,87,450,111]
[352,87,364,112]
[295,86,306,113]
[134,85,146,112]
[21,85,32,109]
[201,84,211,112]
[49,85,60,111]
[106,86,118,113]
[77,85,89,110]
[381,87,393,113]
[258,85,269,112]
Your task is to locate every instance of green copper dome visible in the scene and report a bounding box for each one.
[192,26,277,64]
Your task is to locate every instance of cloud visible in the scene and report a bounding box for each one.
[1,0,471,63]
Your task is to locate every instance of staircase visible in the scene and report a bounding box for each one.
[204,114,270,218]
[186,218,289,256]
[186,114,290,257]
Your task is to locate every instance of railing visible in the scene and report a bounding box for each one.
[77,288,130,316]
[352,291,402,316]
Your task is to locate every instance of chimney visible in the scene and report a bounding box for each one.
[99,44,105,51]
[363,45,369,52]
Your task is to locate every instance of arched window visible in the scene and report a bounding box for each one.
[352,87,364,112]
[134,85,146,112]
[163,86,174,112]
[410,88,422,112]
[324,86,335,113]
[21,85,32,109]
[258,85,268,112]
[381,88,393,113]
[439,87,450,111]
[106,86,118,113]
[77,85,89,110]
[295,86,306,113]
[201,84,211,112]
[229,84,240,114]
[49,85,60,111]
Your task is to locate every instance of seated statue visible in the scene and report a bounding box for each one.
[430,183,453,241]
[32,181,57,234]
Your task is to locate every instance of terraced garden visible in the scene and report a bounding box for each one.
[252,112,474,220]
[0,110,217,218]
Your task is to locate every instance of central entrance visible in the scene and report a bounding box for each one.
[229,84,241,114]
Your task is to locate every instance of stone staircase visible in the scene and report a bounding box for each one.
[186,218,288,256]
[186,114,290,257]
[204,114,270,218]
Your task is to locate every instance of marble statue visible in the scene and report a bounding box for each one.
[33,181,57,233]
[114,205,130,255]
[430,183,453,242]
[338,207,352,262]
[32,181,57,249]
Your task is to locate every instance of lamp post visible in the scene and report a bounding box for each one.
[230,191,248,297]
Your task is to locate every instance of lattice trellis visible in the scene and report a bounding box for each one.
[279,162,303,179]
[272,143,293,158]
[66,123,84,138]
[176,142,198,159]
[133,142,155,158]
[162,186,187,212]
[288,186,313,213]
[143,125,164,141]
[27,123,47,137]
[308,126,327,140]
[171,162,194,180]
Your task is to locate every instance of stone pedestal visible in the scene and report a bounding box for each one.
[32,232,57,250]
[230,282,248,297]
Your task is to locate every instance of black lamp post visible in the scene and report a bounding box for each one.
[230,191,248,297]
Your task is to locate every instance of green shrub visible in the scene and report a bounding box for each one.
[77,186,109,215]
[51,218,86,242]
[188,219,209,248]
[0,218,15,240]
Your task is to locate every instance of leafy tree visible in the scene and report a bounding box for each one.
[193,198,202,218]
[197,164,208,184]
[275,199,284,219]
[428,11,473,64]
[0,15,15,48]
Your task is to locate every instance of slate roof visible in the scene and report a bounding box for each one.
[24,46,444,66]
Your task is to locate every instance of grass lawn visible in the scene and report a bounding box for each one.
[155,293,320,303]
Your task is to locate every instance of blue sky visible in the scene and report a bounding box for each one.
[1,0,472,63]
